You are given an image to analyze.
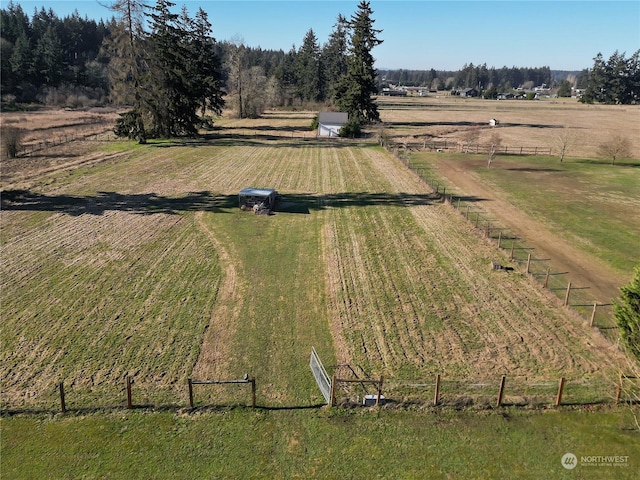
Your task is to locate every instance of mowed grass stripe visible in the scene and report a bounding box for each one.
[1,206,222,408]
[324,146,628,385]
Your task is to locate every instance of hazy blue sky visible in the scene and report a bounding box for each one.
[6,0,640,70]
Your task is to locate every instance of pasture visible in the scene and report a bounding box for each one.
[1,99,639,477]
[376,95,640,160]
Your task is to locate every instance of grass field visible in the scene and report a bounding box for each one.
[2,101,639,477]
[2,135,630,410]
[3,407,639,479]
[376,96,640,160]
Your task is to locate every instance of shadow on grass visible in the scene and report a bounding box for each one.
[572,158,640,167]
[0,403,328,417]
[1,190,440,216]
[141,133,370,149]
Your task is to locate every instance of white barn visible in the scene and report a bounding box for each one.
[317,112,348,137]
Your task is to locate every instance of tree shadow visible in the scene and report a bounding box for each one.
[504,167,563,172]
[0,189,236,216]
[1,189,440,216]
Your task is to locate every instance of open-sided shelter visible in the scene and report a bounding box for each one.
[317,112,348,137]
[238,188,277,212]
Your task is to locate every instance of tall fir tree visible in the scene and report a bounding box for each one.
[336,0,382,123]
[190,7,225,118]
[106,0,149,142]
[322,14,349,104]
[295,29,323,102]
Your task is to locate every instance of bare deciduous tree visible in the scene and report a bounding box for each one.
[487,132,502,167]
[555,128,576,163]
[462,126,481,153]
[2,126,24,158]
[597,135,632,165]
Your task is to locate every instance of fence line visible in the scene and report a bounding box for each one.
[17,128,117,157]
[3,371,636,415]
[384,139,617,337]
[389,139,552,156]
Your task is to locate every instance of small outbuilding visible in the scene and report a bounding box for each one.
[317,112,348,137]
[238,188,277,213]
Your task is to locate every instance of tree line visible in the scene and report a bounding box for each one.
[2,0,638,139]
[379,65,554,92]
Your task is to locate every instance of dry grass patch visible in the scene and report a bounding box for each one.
[377,96,640,159]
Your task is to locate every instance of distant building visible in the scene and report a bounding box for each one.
[457,88,479,97]
[317,112,348,137]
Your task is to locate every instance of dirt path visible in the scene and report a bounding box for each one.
[431,157,628,303]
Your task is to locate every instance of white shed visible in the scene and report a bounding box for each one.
[317,112,348,137]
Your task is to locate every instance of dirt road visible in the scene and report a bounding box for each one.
[431,157,629,305]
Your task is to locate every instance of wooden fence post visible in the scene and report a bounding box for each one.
[457,198,461,210]
[188,378,194,408]
[564,282,572,306]
[556,377,565,406]
[615,375,622,404]
[543,268,550,288]
[330,374,337,407]
[510,241,515,260]
[589,302,597,327]
[126,376,132,409]
[59,381,66,413]
[497,230,502,248]
[526,253,531,274]
[376,376,384,407]
[465,205,470,219]
[251,378,256,408]
[434,374,441,406]
[497,375,506,407]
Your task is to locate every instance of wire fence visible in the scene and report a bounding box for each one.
[4,370,637,415]
[383,139,619,339]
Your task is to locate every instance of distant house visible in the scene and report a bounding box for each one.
[497,93,515,100]
[460,88,479,97]
[317,112,348,137]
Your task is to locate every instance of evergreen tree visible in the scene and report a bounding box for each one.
[9,32,32,82]
[581,50,640,104]
[614,267,640,361]
[146,0,183,136]
[336,1,382,124]
[557,80,572,97]
[189,7,225,118]
[322,14,349,103]
[295,29,323,102]
[106,0,149,142]
[34,25,65,85]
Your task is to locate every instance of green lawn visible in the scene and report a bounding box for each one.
[2,407,638,479]
[409,153,640,278]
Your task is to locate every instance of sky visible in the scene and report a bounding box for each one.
[5,0,640,71]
